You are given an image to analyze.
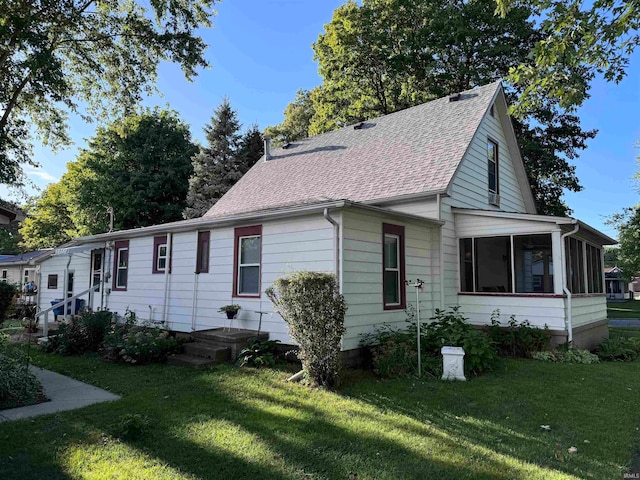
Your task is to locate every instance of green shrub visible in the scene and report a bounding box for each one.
[101,326,180,364]
[488,310,551,358]
[237,338,281,368]
[372,335,418,378]
[113,414,150,441]
[0,282,16,326]
[0,334,43,409]
[43,310,112,355]
[361,306,497,378]
[596,336,640,362]
[266,271,347,389]
[533,349,600,364]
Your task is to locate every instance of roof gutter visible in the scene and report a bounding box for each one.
[561,220,580,346]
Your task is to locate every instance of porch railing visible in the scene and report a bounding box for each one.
[36,285,100,337]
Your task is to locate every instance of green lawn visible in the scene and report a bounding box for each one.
[607,300,640,318]
[0,350,639,480]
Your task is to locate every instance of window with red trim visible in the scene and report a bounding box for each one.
[383,223,405,309]
[153,235,170,274]
[233,225,261,297]
[112,240,129,291]
[196,231,210,274]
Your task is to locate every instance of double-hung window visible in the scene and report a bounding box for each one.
[196,231,210,274]
[383,223,405,309]
[234,226,261,297]
[153,236,169,274]
[113,240,129,291]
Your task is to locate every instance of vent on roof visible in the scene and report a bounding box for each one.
[353,122,364,130]
[282,142,292,149]
[449,93,461,102]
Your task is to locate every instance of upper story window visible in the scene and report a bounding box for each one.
[113,240,129,291]
[234,226,262,297]
[383,223,405,309]
[196,231,210,274]
[487,139,499,195]
[153,235,169,274]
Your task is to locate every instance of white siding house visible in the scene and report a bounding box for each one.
[37,81,615,351]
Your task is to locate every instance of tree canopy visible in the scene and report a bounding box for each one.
[20,109,197,248]
[267,0,594,215]
[496,0,640,114]
[0,0,216,189]
[184,100,263,219]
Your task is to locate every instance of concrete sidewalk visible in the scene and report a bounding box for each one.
[0,367,120,422]
[609,319,640,327]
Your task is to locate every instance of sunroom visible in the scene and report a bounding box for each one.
[453,209,617,349]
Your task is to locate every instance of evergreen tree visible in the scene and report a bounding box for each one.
[184,101,262,219]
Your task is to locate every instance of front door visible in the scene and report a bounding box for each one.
[90,250,104,310]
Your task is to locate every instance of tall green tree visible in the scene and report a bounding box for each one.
[264,90,316,145]
[20,109,197,247]
[269,0,594,215]
[19,182,78,249]
[0,0,216,189]
[67,109,197,233]
[496,0,640,113]
[184,100,262,219]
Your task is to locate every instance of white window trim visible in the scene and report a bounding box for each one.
[384,233,401,306]
[156,243,168,272]
[116,247,129,289]
[488,139,498,194]
[237,234,260,296]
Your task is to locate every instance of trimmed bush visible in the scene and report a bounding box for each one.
[488,310,551,358]
[266,271,347,389]
[43,310,112,355]
[0,334,43,409]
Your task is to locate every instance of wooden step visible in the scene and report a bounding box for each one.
[183,342,230,362]
[167,354,218,368]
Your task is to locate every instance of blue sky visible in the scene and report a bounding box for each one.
[4,0,639,240]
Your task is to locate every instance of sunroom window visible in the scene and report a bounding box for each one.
[459,233,554,294]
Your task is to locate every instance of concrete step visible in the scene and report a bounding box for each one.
[167,354,218,368]
[183,342,230,362]
[193,328,268,345]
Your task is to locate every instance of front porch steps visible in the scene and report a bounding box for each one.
[167,328,268,368]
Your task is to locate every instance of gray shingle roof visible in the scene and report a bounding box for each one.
[205,81,501,218]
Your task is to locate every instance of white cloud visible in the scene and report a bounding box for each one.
[24,166,58,183]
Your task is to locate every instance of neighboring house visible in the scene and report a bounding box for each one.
[0,204,23,225]
[0,249,54,306]
[605,266,627,300]
[37,81,615,352]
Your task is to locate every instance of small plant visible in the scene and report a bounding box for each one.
[114,414,150,441]
[237,338,281,368]
[219,304,241,312]
[533,349,600,364]
[266,271,347,389]
[488,310,551,358]
[20,316,39,333]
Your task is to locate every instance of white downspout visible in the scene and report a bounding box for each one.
[324,208,341,292]
[437,194,445,310]
[162,233,173,328]
[191,273,199,332]
[561,221,580,346]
